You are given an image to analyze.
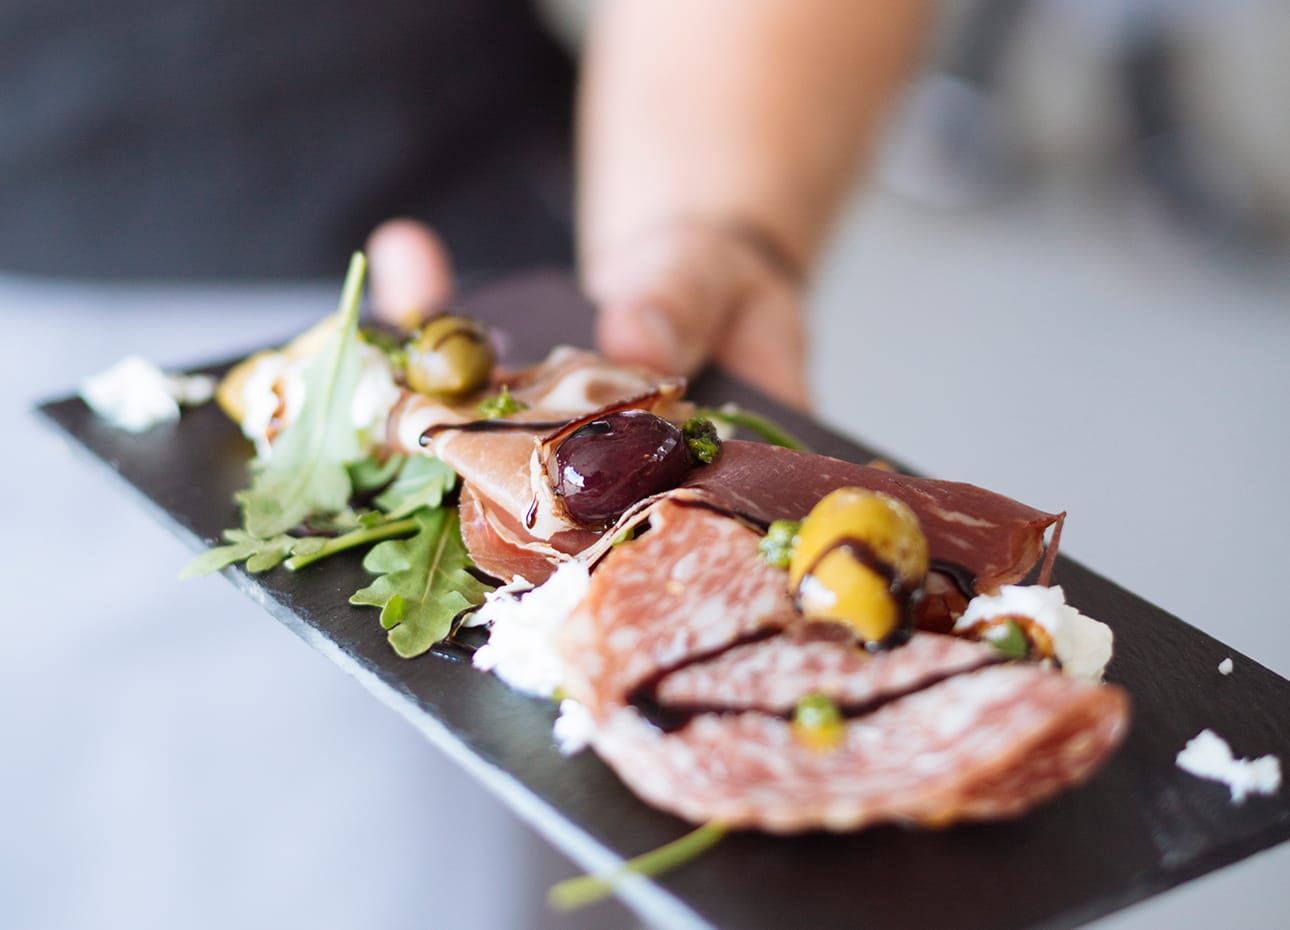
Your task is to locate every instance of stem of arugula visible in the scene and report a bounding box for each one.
[547,822,727,910]
[693,406,808,451]
[285,516,419,571]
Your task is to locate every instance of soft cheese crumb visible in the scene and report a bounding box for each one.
[955,584,1113,681]
[471,561,591,698]
[553,699,596,756]
[1176,729,1281,803]
[80,355,215,432]
[1218,657,1234,676]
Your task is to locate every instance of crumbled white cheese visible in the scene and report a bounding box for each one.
[955,584,1113,681]
[553,699,596,756]
[471,561,591,698]
[1218,657,1234,676]
[240,353,292,457]
[239,343,398,460]
[80,355,215,433]
[1176,729,1281,803]
[351,344,402,449]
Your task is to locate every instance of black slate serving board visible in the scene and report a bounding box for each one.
[39,271,1290,930]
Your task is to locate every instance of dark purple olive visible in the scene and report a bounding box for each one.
[552,409,692,526]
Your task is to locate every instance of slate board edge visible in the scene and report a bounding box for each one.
[35,399,716,930]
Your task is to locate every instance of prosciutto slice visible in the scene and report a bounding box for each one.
[385,348,686,582]
[677,441,1063,594]
[558,500,1130,833]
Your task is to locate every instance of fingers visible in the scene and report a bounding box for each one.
[713,283,811,411]
[366,219,455,330]
[588,221,811,410]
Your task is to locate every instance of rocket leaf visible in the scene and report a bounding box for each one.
[349,507,492,658]
[179,529,303,577]
[373,455,457,519]
[236,253,368,538]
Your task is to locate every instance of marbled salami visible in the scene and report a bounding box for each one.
[594,666,1129,833]
[559,498,1129,833]
[652,631,1000,715]
[559,499,794,717]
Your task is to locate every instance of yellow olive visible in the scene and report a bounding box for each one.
[405,315,493,397]
[788,488,929,645]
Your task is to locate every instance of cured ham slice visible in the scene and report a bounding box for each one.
[558,499,1130,833]
[678,441,1063,593]
[594,667,1129,833]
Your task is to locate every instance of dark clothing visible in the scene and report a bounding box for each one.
[0,0,575,280]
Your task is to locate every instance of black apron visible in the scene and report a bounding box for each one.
[0,0,575,280]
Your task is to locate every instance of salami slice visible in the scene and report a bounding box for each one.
[559,499,794,717]
[594,665,1129,833]
[559,497,1129,833]
[652,631,999,715]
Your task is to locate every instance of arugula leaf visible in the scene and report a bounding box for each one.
[374,456,457,519]
[349,507,491,658]
[694,403,809,451]
[348,454,407,494]
[283,513,420,572]
[548,822,727,910]
[180,529,300,578]
[236,253,368,538]
[477,385,527,419]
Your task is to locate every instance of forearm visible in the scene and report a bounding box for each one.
[577,0,931,277]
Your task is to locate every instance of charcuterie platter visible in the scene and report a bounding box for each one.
[37,270,1290,929]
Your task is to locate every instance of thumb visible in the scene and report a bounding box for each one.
[365,218,455,330]
[595,292,729,378]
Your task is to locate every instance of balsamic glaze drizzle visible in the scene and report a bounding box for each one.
[419,417,574,446]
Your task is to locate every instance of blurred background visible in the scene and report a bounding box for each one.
[3,1,1288,928]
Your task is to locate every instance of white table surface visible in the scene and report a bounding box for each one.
[4,184,1287,929]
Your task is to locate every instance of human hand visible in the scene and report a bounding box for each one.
[582,219,810,410]
[366,219,456,331]
[367,217,810,410]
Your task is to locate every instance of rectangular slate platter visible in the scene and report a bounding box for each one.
[38,270,1290,930]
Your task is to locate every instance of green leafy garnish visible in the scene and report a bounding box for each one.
[180,529,301,577]
[283,514,421,571]
[373,456,457,519]
[682,416,721,464]
[349,507,491,658]
[478,385,527,419]
[236,253,369,538]
[360,325,408,371]
[547,822,727,911]
[758,519,801,569]
[348,454,407,494]
[694,404,808,451]
[985,620,1030,660]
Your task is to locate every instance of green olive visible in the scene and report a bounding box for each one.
[788,488,929,646]
[404,315,493,397]
[792,693,844,751]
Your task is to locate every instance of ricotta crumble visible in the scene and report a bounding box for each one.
[955,584,1114,681]
[469,561,591,699]
[80,355,215,433]
[1175,729,1282,803]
